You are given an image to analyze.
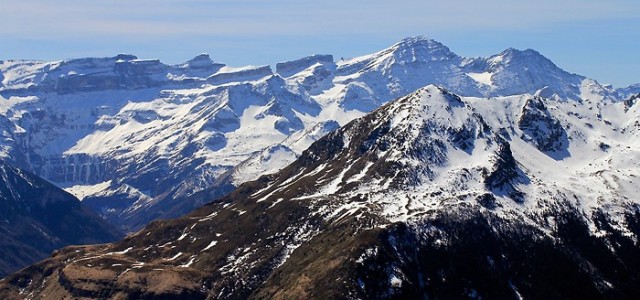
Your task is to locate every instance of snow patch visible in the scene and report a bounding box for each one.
[467,72,494,86]
[201,240,218,251]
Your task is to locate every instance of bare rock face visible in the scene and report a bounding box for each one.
[518,97,568,154]
[483,139,525,202]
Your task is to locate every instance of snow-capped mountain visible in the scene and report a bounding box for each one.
[2,85,638,299]
[0,37,634,232]
[0,160,122,277]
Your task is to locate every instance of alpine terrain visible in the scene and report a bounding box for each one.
[0,37,636,232]
[0,161,122,277]
[1,85,639,299]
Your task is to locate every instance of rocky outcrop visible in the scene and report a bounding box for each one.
[518,97,568,154]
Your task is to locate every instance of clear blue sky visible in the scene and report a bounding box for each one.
[1,0,638,87]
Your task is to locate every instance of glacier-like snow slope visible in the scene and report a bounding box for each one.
[0,37,636,231]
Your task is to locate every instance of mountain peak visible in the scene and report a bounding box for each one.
[384,36,459,63]
[299,84,488,190]
[184,53,217,69]
[113,53,138,61]
[501,47,538,55]
[493,47,553,66]
[395,36,441,46]
[190,53,212,62]
[397,84,464,108]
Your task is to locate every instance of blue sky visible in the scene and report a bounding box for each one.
[1,0,638,87]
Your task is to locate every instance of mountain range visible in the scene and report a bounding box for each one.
[0,36,639,298]
[0,36,636,234]
[1,83,638,298]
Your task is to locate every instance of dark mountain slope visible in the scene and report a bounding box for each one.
[0,161,122,277]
